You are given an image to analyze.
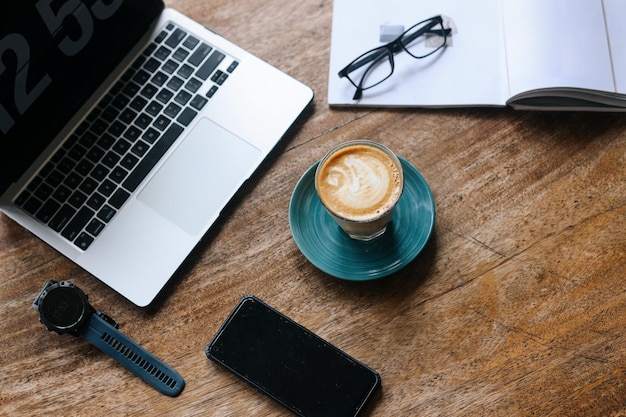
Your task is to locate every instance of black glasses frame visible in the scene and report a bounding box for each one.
[338,16,451,100]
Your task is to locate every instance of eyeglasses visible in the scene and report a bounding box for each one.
[338,16,451,100]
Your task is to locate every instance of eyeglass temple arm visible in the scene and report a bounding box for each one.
[352,52,391,100]
[401,21,451,46]
[339,48,388,77]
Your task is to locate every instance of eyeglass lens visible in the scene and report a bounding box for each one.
[346,48,394,91]
[401,18,447,58]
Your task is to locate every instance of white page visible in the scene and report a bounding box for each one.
[328,0,508,106]
[604,0,626,93]
[502,0,615,99]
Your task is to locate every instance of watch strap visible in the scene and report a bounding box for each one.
[82,312,185,397]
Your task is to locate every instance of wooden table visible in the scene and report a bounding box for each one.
[2,0,625,415]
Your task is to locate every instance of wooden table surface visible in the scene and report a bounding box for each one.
[2,0,626,415]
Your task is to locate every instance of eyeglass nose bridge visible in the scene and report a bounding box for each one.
[386,39,405,54]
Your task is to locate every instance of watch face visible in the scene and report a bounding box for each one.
[40,285,87,330]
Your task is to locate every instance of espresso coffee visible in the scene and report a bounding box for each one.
[315,140,404,240]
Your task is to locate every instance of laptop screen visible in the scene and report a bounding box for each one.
[0,0,164,194]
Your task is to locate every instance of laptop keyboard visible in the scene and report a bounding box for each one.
[15,22,239,251]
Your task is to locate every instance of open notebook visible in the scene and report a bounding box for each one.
[328,0,626,110]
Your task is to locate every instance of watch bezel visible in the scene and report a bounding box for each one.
[35,281,93,334]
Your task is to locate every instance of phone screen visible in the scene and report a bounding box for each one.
[206,296,381,417]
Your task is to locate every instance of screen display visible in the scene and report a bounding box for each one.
[41,285,86,328]
[0,0,163,192]
[206,296,381,417]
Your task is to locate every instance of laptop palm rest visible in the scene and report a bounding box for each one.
[137,118,261,235]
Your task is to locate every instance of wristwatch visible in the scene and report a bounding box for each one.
[33,280,185,396]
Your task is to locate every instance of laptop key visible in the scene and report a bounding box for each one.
[49,205,76,232]
[144,57,161,73]
[79,177,98,195]
[52,185,72,204]
[101,106,120,122]
[108,120,126,136]
[164,102,182,118]
[109,166,129,183]
[153,115,172,131]
[34,183,54,201]
[196,51,225,80]
[98,179,117,196]
[97,205,116,223]
[61,206,95,241]
[102,151,120,168]
[151,71,169,87]
[141,42,157,58]
[140,84,158,99]
[155,30,168,44]
[124,126,142,142]
[177,108,197,126]
[155,45,172,60]
[90,164,110,182]
[113,139,132,155]
[163,58,180,74]
[135,113,153,129]
[129,96,148,112]
[174,90,192,105]
[227,61,239,73]
[212,70,229,85]
[86,218,105,237]
[172,49,188,63]
[131,141,149,157]
[146,101,163,116]
[185,78,202,93]
[190,95,208,110]
[109,188,130,209]
[206,85,219,98]
[68,190,88,208]
[36,200,60,223]
[165,28,186,48]
[177,64,194,79]
[123,81,141,97]
[188,43,212,66]
[156,89,174,104]
[86,146,105,163]
[183,35,199,50]
[64,172,83,189]
[87,193,106,211]
[120,154,139,170]
[23,197,42,215]
[74,233,94,250]
[142,128,160,144]
[167,76,184,91]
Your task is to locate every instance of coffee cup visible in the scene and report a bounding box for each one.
[315,140,404,241]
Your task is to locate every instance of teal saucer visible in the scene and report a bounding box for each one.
[289,157,435,281]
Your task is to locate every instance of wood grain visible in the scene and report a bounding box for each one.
[1,0,625,415]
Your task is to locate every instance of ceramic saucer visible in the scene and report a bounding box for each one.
[289,157,435,280]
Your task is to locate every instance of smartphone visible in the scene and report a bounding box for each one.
[205,295,381,417]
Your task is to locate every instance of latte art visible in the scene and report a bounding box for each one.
[325,155,394,209]
[316,144,402,221]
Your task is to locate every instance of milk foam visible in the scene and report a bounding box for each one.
[316,144,402,221]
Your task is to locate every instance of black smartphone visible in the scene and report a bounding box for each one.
[205,295,381,417]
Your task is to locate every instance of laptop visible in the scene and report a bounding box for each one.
[0,1,313,306]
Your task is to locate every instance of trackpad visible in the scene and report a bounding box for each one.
[138,118,261,235]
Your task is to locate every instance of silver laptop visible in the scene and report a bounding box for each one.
[0,1,313,306]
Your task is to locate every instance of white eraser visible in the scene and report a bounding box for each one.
[379,24,404,42]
